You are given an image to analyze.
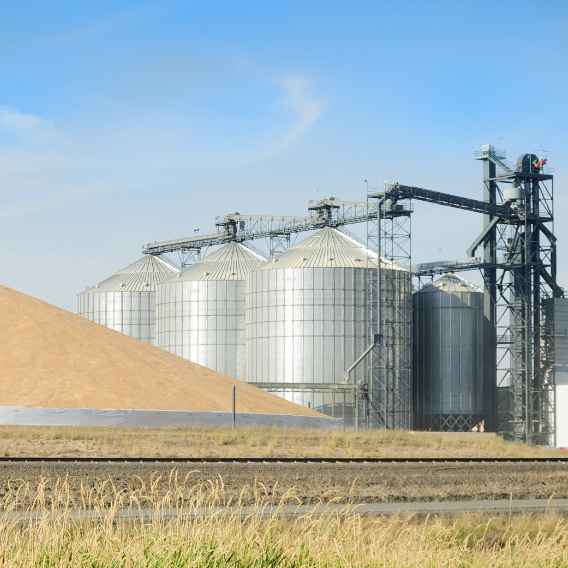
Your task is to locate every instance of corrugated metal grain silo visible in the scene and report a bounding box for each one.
[413,272,484,431]
[156,242,265,380]
[77,255,177,345]
[245,226,412,426]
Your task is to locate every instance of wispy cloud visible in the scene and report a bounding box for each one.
[0,65,325,220]
[234,73,324,165]
[230,54,325,161]
[276,74,325,151]
[0,106,101,221]
[0,106,68,146]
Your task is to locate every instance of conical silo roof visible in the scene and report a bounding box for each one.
[81,255,177,293]
[165,242,266,282]
[253,226,404,271]
[417,272,482,294]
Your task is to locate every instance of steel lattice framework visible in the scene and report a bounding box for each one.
[471,150,560,445]
[143,200,377,266]
[364,192,413,429]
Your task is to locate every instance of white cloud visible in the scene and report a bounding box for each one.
[0,106,104,221]
[0,106,68,146]
[228,72,325,165]
[230,54,325,161]
[277,74,325,149]
[0,68,325,220]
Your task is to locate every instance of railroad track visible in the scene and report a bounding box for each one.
[0,457,566,464]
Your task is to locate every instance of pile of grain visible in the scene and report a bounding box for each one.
[0,286,320,416]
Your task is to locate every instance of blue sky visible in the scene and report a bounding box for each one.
[0,0,567,310]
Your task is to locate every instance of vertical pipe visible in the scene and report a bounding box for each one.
[524,190,532,443]
[376,198,383,429]
[377,199,382,339]
[482,158,497,433]
[554,379,557,448]
[332,391,335,418]
[232,385,236,429]
[355,390,359,432]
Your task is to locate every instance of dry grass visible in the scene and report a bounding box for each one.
[0,425,562,458]
[0,475,566,566]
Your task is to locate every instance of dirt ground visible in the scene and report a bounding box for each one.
[1,462,567,506]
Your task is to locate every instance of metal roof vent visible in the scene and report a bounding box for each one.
[328,257,334,261]
[203,271,210,276]
[301,257,308,261]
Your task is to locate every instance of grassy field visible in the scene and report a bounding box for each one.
[0,477,567,567]
[0,425,562,458]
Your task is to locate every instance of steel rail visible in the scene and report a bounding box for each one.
[0,457,565,464]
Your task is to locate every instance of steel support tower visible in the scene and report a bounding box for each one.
[472,147,559,445]
[365,192,413,429]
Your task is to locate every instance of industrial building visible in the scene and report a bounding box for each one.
[78,145,564,446]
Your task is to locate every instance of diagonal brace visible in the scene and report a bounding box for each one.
[467,216,501,257]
